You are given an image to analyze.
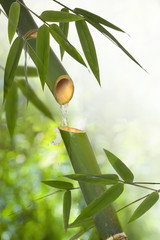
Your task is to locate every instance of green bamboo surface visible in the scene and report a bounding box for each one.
[0,0,74,105]
[59,127,124,240]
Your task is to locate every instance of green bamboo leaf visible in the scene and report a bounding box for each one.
[69,217,94,229]
[74,8,125,33]
[49,24,86,66]
[5,82,18,138]
[17,79,54,120]
[63,190,71,231]
[104,149,134,183]
[87,20,144,70]
[72,183,124,225]
[66,174,119,185]
[40,10,83,22]
[8,2,20,43]
[70,225,94,240]
[129,192,159,223]
[88,228,101,240]
[4,36,24,101]
[42,180,73,190]
[15,66,38,77]
[59,8,69,60]
[36,24,50,89]
[75,20,100,85]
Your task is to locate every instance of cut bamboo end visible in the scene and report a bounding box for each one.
[54,75,74,105]
[107,232,128,240]
[24,29,38,40]
[59,126,84,133]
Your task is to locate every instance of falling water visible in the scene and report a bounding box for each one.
[50,104,68,145]
[60,104,68,127]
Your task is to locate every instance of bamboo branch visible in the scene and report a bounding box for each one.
[0,0,74,105]
[59,126,127,240]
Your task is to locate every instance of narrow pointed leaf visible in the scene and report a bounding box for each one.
[40,10,83,22]
[74,8,125,33]
[59,8,69,60]
[104,149,134,182]
[15,66,38,77]
[4,36,24,100]
[87,20,144,70]
[63,190,71,231]
[17,79,54,120]
[8,2,20,43]
[66,174,119,184]
[36,24,50,89]
[76,20,100,84]
[129,192,159,223]
[73,183,124,225]
[49,24,86,66]
[5,82,18,138]
[70,225,94,240]
[69,217,94,229]
[42,180,73,190]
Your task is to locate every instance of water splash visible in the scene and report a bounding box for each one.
[60,104,68,127]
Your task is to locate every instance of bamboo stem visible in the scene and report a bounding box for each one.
[0,0,74,105]
[59,126,127,240]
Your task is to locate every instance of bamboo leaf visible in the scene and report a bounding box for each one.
[36,24,50,89]
[59,8,69,60]
[63,190,71,231]
[104,149,134,182]
[129,192,159,223]
[49,24,86,66]
[70,225,94,240]
[8,2,20,43]
[88,228,101,240]
[17,79,54,120]
[74,8,125,33]
[5,82,18,138]
[66,174,119,185]
[72,183,124,225]
[75,20,100,85]
[40,10,83,22]
[87,20,144,70]
[15,66,38,77]
[42,180,73,190]
[69,217,94,229]
[4,36,24,101]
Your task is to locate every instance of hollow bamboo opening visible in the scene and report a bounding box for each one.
[54,75,74,105]
[59,126,84,133]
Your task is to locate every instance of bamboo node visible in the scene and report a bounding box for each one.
[23,29,38,40]
[107,232,128,240]
[59,126,84,133]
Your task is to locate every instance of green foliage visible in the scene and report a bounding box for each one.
[40,10,83,22]
[8,2,20,43]
[72,183,124,225]
[17,79,54,120]
[63,190,71,231]
[36,24,50,89]
[76,20,100,84]
[104,149,134,182]
[4,36,24,100]
[42,180,73,190]
[4,82,18,138]
[15,66,38,77]
[66,173,119,184]
[59,8,69,60]
[74,8,125,33]
[129,192,159,223]
[49,24,86,66]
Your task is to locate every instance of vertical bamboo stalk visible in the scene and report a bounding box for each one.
[59,127,127,240]
[0,0,74,105]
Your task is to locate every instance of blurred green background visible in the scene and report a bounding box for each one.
[1,0,160,239]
